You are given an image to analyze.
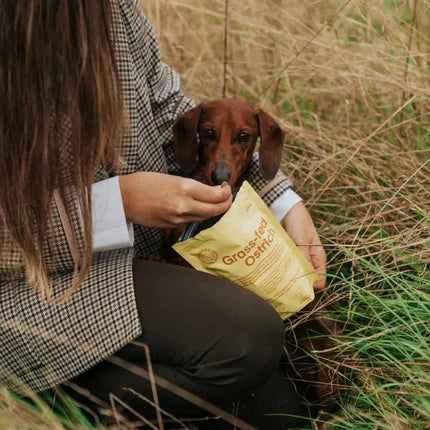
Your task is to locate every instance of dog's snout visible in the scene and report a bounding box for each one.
[211,160,231,185]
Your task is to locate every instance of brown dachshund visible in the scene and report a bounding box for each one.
[159,98,284,249]
[172,98,284,187]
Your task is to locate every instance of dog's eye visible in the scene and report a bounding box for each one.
[202,129,216,141]
[237,132,250,144]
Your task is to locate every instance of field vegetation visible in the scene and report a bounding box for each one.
[1,0,429,428]
[147,1,429,427]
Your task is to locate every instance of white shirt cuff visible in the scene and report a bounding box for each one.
[92,176,134,252]
[269,188,302,222]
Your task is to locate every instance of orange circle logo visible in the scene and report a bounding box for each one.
[198,248,218,265]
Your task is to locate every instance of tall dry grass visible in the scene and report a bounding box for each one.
[1,0,428,428]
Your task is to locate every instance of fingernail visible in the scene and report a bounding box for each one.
[221,181,229,188]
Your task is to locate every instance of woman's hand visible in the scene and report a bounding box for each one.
[119,172,232,228]
[280,202,327,290]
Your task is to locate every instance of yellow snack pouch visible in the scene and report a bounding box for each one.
[173,181,319,319]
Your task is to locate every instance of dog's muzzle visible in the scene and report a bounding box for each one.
[211,158,231,185]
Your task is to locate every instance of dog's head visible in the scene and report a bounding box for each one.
[173,99,285,187]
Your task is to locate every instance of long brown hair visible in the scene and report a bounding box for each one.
[0,1,125,300]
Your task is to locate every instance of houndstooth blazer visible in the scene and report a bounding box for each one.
[0,0,293,393]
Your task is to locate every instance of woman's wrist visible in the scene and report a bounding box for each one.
[118,174,134,222]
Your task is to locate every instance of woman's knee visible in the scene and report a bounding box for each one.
[182,286,285,395]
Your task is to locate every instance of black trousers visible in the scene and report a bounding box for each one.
[63,259,311,429]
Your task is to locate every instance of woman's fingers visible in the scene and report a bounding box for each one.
[186,179,232,204]
[310,240,327,290]
[280,201,327,290]
[186,195,233,220]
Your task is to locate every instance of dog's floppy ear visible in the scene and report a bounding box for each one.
[256,109,285,180]
[173,104,203,173]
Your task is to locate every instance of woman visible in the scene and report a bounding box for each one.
[0,0,326,428]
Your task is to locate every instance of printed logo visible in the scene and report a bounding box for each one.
[199,248,218,265]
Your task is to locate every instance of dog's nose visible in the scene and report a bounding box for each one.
[211,161,231,185]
